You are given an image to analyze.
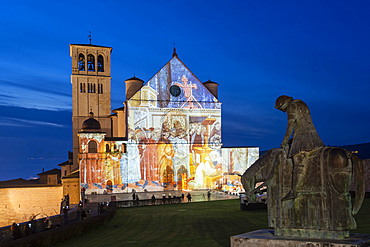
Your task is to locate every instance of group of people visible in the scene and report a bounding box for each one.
[128,192,193,205]
[98,201,109,215]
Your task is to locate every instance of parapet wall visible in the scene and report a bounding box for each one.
[0,185,63,227]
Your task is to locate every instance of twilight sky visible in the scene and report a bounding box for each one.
[0,0,369,180]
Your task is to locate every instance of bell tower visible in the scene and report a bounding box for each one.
[69,44,113,171]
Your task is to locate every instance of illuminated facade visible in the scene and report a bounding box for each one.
[71,45,259,194]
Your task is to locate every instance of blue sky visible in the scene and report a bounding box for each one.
[0,0,369,180]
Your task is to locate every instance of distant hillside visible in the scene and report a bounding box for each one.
[337,142,370,160]
[260,142,370,160]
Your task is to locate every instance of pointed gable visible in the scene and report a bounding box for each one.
[136,56,219,109]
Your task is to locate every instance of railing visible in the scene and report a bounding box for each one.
[115,197,184,208]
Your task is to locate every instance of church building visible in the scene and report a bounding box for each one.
[69,44,258,195]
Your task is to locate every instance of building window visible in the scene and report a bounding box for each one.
[98,83,103,94]
[64,170,67,176]
[87,54,95,71]
[78,54,85,71]
[106,144,110,152]
[88,141,97,153]
[87,83,96,93]
[80,83,86,93]
[97,55,104,72]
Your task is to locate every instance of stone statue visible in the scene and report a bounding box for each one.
[275,95,325,200]
[242,96,365,239]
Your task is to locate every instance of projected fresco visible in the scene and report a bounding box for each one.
[79,56,259,194]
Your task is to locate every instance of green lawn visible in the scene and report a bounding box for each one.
[55,198,370,247]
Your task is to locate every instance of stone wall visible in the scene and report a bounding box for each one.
[62,177,80,205]
[0,185,63,227]
[364,159,370,193]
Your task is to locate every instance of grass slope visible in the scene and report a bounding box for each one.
[55,198,370,247]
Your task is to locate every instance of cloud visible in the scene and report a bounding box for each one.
[0,117,65,128]
[0,79,71,111]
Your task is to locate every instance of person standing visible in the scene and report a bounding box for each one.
[187,193,192,203]
[151,194,156,205]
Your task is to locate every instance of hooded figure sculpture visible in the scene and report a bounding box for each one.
[275,95,325,157]
[275,96,325,200]
[241,96,365,239]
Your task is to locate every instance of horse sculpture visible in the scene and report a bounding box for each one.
[242,146,365,239]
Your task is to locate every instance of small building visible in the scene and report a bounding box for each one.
[37,168,61,185]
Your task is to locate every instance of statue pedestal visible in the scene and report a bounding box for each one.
[230,229,370,247]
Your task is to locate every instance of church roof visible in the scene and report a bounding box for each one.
[203,79,218,85]
[80,112,102,132]
[129,49,221,107]
[0,178,39,187]
[126,76,144,82]
[58,160,73,167]
[37,168,61,176]
[70,44,112,49]
[62,170,79,179]
[145,51,202,89]
[112,106,125,112]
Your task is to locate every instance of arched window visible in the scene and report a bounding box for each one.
[87,54,95,71]
[97,55,104,72]
[78,54,85,71]
[88,141,97,153]
[106,144,110,152]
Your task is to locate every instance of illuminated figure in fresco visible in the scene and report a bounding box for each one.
[209,121,222,149]
[144,128,158,181]
[231,148,248,174]
[136,128,148,181]
[193,151,222,189]
[190,123,204,166]
[106,151,122,185]
[121,129,141,183]
[157,128,175,184]
[175,75,202,109]
[246,148,259,169]
[171,129,190,183]
[152,128,162,142]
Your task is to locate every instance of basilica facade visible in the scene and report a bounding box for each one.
[70,44,258,195]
